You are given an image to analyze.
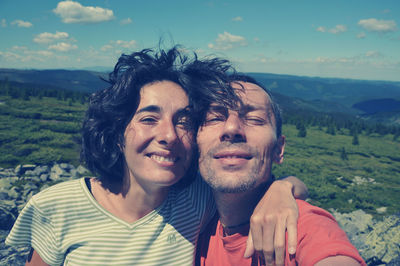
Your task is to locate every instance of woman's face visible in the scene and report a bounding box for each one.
[123,80,194,190]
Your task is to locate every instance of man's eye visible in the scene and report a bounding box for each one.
[245,117,265,125]
[205,115,225,124]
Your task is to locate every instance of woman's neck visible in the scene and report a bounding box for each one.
[90,174,169,223]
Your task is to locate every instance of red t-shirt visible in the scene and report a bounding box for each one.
[196,200,366,266]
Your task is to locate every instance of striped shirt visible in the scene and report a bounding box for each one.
[6,176,215,265]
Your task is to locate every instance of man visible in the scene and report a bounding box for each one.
[195,75,366,265]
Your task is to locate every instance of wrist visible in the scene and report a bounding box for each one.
[273,179,294,192]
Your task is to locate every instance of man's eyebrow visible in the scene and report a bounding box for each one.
[239,104,268,114]
[135,105,161,114]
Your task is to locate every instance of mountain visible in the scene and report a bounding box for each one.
[1,68,400,125]
[352,98,400,114]
[248,72,400,125]
[0,68,108,93]
[248,72,400,107]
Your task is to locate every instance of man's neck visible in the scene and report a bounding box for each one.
[213,181,271,235]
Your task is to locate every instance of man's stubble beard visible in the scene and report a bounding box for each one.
[199,143,268,194]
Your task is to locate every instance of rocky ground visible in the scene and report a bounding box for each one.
[0,164,399,265]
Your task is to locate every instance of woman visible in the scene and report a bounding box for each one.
[6,47,305,265]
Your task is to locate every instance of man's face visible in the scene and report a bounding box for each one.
[197,81,285,193]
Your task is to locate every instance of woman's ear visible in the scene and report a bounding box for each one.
[273,135,285,164]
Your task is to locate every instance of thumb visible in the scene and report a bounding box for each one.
[244,230,254,258]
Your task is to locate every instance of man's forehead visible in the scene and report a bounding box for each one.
[231,81,272,107]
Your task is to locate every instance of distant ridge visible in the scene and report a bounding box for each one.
[1,68,399,125]
[353,98,400,114]
[0,68,108,93]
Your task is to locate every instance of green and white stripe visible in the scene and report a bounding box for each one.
[6,176,215,265]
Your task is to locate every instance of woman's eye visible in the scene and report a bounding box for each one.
[140,117,158,124]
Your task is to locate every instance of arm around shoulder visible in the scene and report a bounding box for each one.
[26,248,50,266]
[315,255,362,266]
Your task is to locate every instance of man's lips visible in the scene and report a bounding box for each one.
[213,150,253,160]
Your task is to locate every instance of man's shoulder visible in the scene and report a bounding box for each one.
[295,199,336,221]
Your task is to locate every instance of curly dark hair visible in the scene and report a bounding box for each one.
[81,46,194,185]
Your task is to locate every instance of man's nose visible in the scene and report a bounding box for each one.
[219,113,246,142]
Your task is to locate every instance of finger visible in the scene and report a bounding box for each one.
[244,231,254,258]
[249,215,263,253]
[273,216,286,266]
[286,212,298,256]
[261,217,275,266]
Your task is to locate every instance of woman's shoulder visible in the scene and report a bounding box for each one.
[31,178,87,209]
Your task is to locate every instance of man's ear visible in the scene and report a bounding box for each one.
[273,135,285,164]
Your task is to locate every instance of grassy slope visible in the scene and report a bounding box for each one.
[1,95,399,217]
[0,95,85,167]
[273,125,400,217]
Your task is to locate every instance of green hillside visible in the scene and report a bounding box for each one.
[0,84,399,218]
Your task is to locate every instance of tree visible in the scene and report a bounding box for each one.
[340,147,348,161]
[297,123,307,138]
[326,124,336,135]
[352,132,359,145]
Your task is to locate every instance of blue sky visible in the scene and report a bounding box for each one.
[0,0,399,81]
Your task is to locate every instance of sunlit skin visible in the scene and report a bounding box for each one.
[197,81,285,194]
[123,80,194,194]
[90,80,194,223]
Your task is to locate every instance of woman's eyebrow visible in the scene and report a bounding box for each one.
[135,105,161,114]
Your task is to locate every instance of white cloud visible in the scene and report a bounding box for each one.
[11,45,28,50]
[48,42,78,52]
[33,31,70,44]
[120,18,132,25]
[11,20,33,28]
[357,32,366,39]
[316,25,347,34]
[329,24,347,34]
[365,51,382,58]
[232,16,243,22]
[358,18,397,32]
[53,1,115,24]
[1,19,7,28]
[101,40,137,51]
[208,32,247,51]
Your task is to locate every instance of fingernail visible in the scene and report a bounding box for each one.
[288,247,296,254]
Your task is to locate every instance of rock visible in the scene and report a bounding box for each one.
[376,207,387,214]
[333,210,400,265]
[0,176,18,192]
[14,164,36,176]
[0,200,18,230]
[0,168,16,178]
[76,165,89,175]
[334,209,373,234]
[39,174,49,182]
[362,215,400,264]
